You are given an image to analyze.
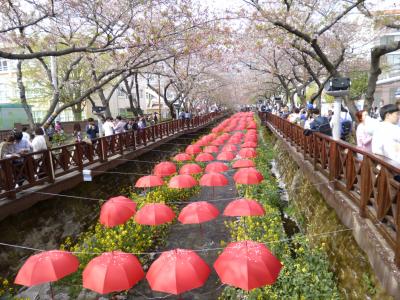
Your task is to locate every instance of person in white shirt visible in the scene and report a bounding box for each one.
[102,117,114,136]
[113,116,126,134]
[21,127,31,142]
[31,127,48,159]
[372,104,400,164]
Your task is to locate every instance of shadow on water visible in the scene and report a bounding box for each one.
[0,129,210,283]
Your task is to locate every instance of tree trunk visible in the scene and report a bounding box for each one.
[97,88,112,118]
[364,49,382,112]
[16,60,35,128]
[72,103,82,121]
[134,72,141,113]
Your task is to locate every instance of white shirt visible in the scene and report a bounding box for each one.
[31,135,48,159]
[372,121,400,164]
[22,131,30,141]
[102,121,114,136]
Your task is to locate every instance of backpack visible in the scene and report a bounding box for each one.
[313,116,332,136]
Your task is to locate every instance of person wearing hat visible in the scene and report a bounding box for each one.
[372,104,400,163]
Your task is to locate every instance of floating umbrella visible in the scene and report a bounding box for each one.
[173,153,192,162]
[195,153,214,162]
[222,144,237,152]
[239,148,257,158]
[203,145,219,153]
[205,162,229,173]
[211,139,225,146]
[100,196,137,227]
[232,159,255,169]
[168,174,197,189]
[233,168,263,185]
[178,201,219,224]
[134,203,175,225]
[216,151,235,161]
[242,142,257,148]
[185,145,202,155]
[146,249,211,295]
[154,161,177,177]
[83,251,144,294]
[15,250,79,287]
[200,172,228,187]
[135,175,163,188]
[214,241,282,291]
[223,198,265,216]
[179,163,203,175]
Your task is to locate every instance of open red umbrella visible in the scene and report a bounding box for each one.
[179,163,203,175]
[233,168,263,184]
[214,241,282,290]
[100,196,137,227]
[178,201,219,224]
[232,159,255,169]
[168,174,197,189]
[222,144,237,152]
[217,151,235,161]
[211,139,225,146]
[154,161,177,177]
[239,148,257,158]
[223,198,265,216]
[15,250,79,287]
[203,145,219,153]
[146,249,211,295]
[242,141,257,148]
[195,153,214,162]
[134,203,175,225]
[185,145,202,155]
[83,251,144,294]
[173,153,192,162]
[135,175,163,188]
[200,172,228,187]
[205,162,229,173]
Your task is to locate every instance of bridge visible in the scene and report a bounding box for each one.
[0,112,226,220]
[260,112,400,295]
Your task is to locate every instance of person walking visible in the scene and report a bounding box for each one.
[31,127,49,159]
[113,116,126,134]
[0,135,15,159]
[102,117,114,136]
[356,110,373,153]
[153,112,158,124]
[85,118,99,141]
[73,123,82,142]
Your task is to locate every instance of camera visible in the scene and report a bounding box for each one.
[92,106,106,114]
[324,77,351,97]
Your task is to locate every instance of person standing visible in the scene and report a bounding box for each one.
[356,110,373,153]
[21,127,30,142]
[102,117,114,136]
[153,112,158,124]
[31,127,49,159]
[113,116,126,134]
[372,104,400,163]
[85,118,99,141]
[73,123,82,142]
[14,131,31,154]
[0,135,15,159]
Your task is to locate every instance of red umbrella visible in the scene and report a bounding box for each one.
[232,159,255,169]
[239,148,257,158]
[185,145,202,155]
[205,162,229,173]
[200,172,228,187]
[203,145,219,153]
[154,161,177,177]
[135,175,163,188]
[134,203,175,225]
[146,249,211,295]
[211,139,225,146]
[214,241,282,290]
[195,153,214,162]
[178,201,219,224]
[100,196,137,227]
[223,198,265,216]
[15,250,79,286]
[222,144,237,152]
[179,163,203,175]
[83,251,144,294]
[233,168,263,185]
[168,174,197,189]
[242,141,257,148]
[173,153,192,162]
[217,151,235,161]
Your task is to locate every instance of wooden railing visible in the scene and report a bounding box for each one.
[260,112,400,267]
[0,112,222,200]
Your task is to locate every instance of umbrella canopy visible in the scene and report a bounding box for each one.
[222,144,237,152]
[205,162,229,173]
[173,153,192,162]
[232,159,255,169]
[146,249,211,295]
[199,172,228,187]
[134,203,175,225]
[216,151,235,161]
[154,161,177,177]
[203,145,219,153]
[100,196,137,227]
[185,145,202,155]
[233,168,263,185]
[239,148,257,158]
[135,175,163,188]
[178,201,219,224]
[83,251,144,294]
[168,174,198,189]
[213,241,282,291]
[242,142,257,148]
[195,153,214,162]
[223,198,265,216]
[15,250,79,286]
[179,163,203,175]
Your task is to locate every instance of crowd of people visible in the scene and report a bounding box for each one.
[260,100,400,164]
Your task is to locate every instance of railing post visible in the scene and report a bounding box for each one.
[132,131,136,150]
[75,143,84,171]
[3,159,16,199]
[46,150,55,183]
[100,137,108,161]
[152,126,156,142]
[360,156,372,218]
[328,140,339,182]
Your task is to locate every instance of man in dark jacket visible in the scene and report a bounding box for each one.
[309,108,332,136]
[86,118,99,140]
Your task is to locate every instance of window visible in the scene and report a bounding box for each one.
[0,59,8,72]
